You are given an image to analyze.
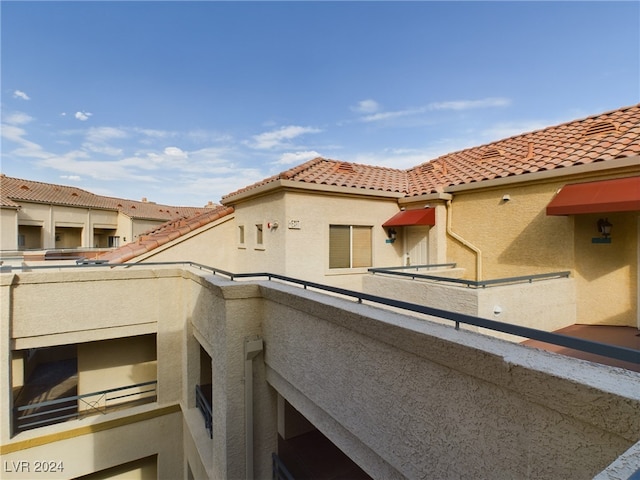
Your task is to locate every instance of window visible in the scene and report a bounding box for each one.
[108,236,120,248]
[329,225,372,269]
[255,224,263,246]
[238,225,245,245]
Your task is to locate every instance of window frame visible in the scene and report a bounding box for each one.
[328,224,372,270]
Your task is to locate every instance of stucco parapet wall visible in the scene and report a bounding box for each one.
[1,266,186,286]
[594,439,640,480]
[180,269,263,300]
[257,281,640,442]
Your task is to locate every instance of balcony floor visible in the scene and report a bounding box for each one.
[522,324,640,373]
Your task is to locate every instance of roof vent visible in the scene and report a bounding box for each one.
[480,148,503,162]
[584,121,619,138]
[335,162,356,174]
[20,185,29,190]
[71,192,79,197]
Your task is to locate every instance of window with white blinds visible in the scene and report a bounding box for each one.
[329,225,372,269]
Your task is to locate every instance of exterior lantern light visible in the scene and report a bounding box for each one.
[386,228,397,244]
[597,218,612,238]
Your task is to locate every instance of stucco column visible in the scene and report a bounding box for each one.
[429,203,448,264]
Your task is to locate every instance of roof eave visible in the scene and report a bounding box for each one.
[221,179,405,205]
[442,155,640,194]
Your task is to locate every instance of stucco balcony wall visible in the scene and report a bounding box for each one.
[362,273,576,340]
[259,281,639,479]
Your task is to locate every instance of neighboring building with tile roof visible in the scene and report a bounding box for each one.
[0,174,208,253]
[107,103,640,331]
[98,205,235,265]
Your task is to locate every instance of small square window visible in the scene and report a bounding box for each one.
[238,225,245,245]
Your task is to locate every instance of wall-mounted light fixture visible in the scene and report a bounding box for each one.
[267,221,279,230]
[386,228,397,244]
[593,218,612,244]
[597,218,612,238]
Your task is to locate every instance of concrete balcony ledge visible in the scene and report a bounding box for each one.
[363,272,576,339]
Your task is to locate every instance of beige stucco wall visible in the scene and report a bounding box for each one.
[77,335,157,410]
[135,216,237,272]
[443,170,640,327]
[1,208,18,251]
[259,281,640,479]
[445,180,575,280]
[231,189,403,290]
[1,409,182,479]
[573,212,638,326]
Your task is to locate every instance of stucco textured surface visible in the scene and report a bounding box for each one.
[258,281,640,479]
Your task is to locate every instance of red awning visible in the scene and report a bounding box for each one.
[382,208,435,227]
[546,176,640,216]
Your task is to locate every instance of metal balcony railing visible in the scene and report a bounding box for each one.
[368,264,571,288]
[14,380,157,433]
[272,453,296,480]
[195,384,213,438]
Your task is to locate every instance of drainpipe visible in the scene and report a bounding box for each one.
[445,199,483,281]
[244,336,264,480]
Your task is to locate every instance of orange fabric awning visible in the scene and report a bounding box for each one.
[382,208,435,227]
[546,176,640,216]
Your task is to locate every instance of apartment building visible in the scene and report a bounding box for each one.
[1,104,639,479]
[0,175,206,256]
[101,104,640,332]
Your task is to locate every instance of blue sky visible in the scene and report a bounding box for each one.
[2,1,639,207]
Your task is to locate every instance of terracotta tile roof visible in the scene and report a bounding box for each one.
[222,157,408,201]
[0,174,204,220]
[222,104,640,201]
[405,103,640,196]
[98,205,234,264]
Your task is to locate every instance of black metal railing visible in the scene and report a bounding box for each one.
[368,265,571,288]
[14,380,157,433]
[195,384,213,438]
[272,453,296,480]
[4,261,639,366]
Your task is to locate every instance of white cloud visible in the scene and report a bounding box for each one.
[429,97,511,111]
[250,125,322,150]
[60,175,81,181]
[1,124,49,158]
[13,90,30,100]
[85,126,127,143]
[361,108,426,123]
[4,112,33,125]
[274,151,321,165]
[351,99,380,114]
[75,111,92,121]
[357,97,511,124]
[164,146,188,158]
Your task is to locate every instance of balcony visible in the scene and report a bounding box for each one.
[365,264,576,340]
[12,348,157,434]
[195,384,213,439]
